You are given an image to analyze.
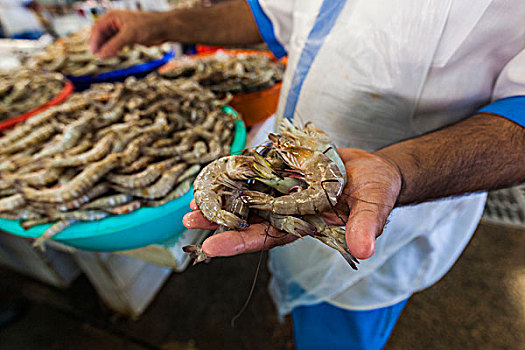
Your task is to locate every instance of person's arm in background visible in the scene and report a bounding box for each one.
[184,112,525,259]
[90,0,262,58]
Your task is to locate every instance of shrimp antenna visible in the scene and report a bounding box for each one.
[291,108,306,129]
[321,179,347,226]
[322,181,393,226]
[320,180,361,267]
[340,192,393,208]
[230,223,270,328]
[234,144,266,156]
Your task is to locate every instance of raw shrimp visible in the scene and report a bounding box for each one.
[0,194,25,212]
[82,194,134,209]
[32,111,96,159]
[302,215,359,270]
[116,156,154,174]
[45,133,113,168]
[105,200,141,215]
[241,146,345,215]
[20,154,121,203]
[32,218,77,250]
[183,190,250,264]
[143,177,193,207]
[21,218,54,230]
[193,155,257,229]
[7,168,62,187]
[0,124,55,155]
[107,157,179,189]
[56,183,110,211]
[112,163,187,199]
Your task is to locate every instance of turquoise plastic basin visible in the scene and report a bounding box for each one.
[0,109,246,252]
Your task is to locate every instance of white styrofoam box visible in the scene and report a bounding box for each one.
[0,232,81,288]
[0,226,209,317]
[121,261,171,316]
[482,184,525,229]
[0,6,44,36]
[70,229,211,317]
[73,250,172,318]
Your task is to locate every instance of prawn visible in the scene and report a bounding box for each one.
[107,157,179,189]
[193,155,257,229]
[241,146,345,215]
[116,156,154,174]
[105,200,141,215]
[7,168,62,187]
[82,194,134,210]
[0,124,55,155]
[56,183,110,211]
[32,218,77,251]
[112,163,187,199]
[45,133,113,168]
[20,154,121,203]
[143,177,193,207]
[0,194,25,212]
[32,111,96,159]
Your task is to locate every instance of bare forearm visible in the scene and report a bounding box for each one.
[91,1,261,57]
[375,114,525,205]
[159,1,262,45]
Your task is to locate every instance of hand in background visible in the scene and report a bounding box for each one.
[90,10,167,58]
[183,148,402,260]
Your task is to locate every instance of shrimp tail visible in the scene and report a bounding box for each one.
[257,210,317,238]
[32,236,47,252]
[182,245,211,265]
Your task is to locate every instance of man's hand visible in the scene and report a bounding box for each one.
[183,149,402,260]
[90,2,261,59]
[90,10,167,58]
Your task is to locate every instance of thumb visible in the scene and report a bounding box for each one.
[98,29,133,58]
[345,200,391,259]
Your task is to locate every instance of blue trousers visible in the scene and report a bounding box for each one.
[291,299,408,350]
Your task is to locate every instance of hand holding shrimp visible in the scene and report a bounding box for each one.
[182,121,401,268]
[183,148,402,261]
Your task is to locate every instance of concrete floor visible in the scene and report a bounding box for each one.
[0,222,523,350]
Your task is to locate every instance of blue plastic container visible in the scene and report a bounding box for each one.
[0,114,246,252]
[68,51,175,91]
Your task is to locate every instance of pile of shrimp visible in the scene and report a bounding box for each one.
[0,68,65,121]
[183,120,360,270]
[0,73,236,249]
[31,28,166,76]
[160,53,284,94]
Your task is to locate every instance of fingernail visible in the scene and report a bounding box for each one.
[182,212,195,228]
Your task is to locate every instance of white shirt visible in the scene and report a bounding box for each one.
[246,0,525,316]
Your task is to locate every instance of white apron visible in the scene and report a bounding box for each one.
[246,0,525,316]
